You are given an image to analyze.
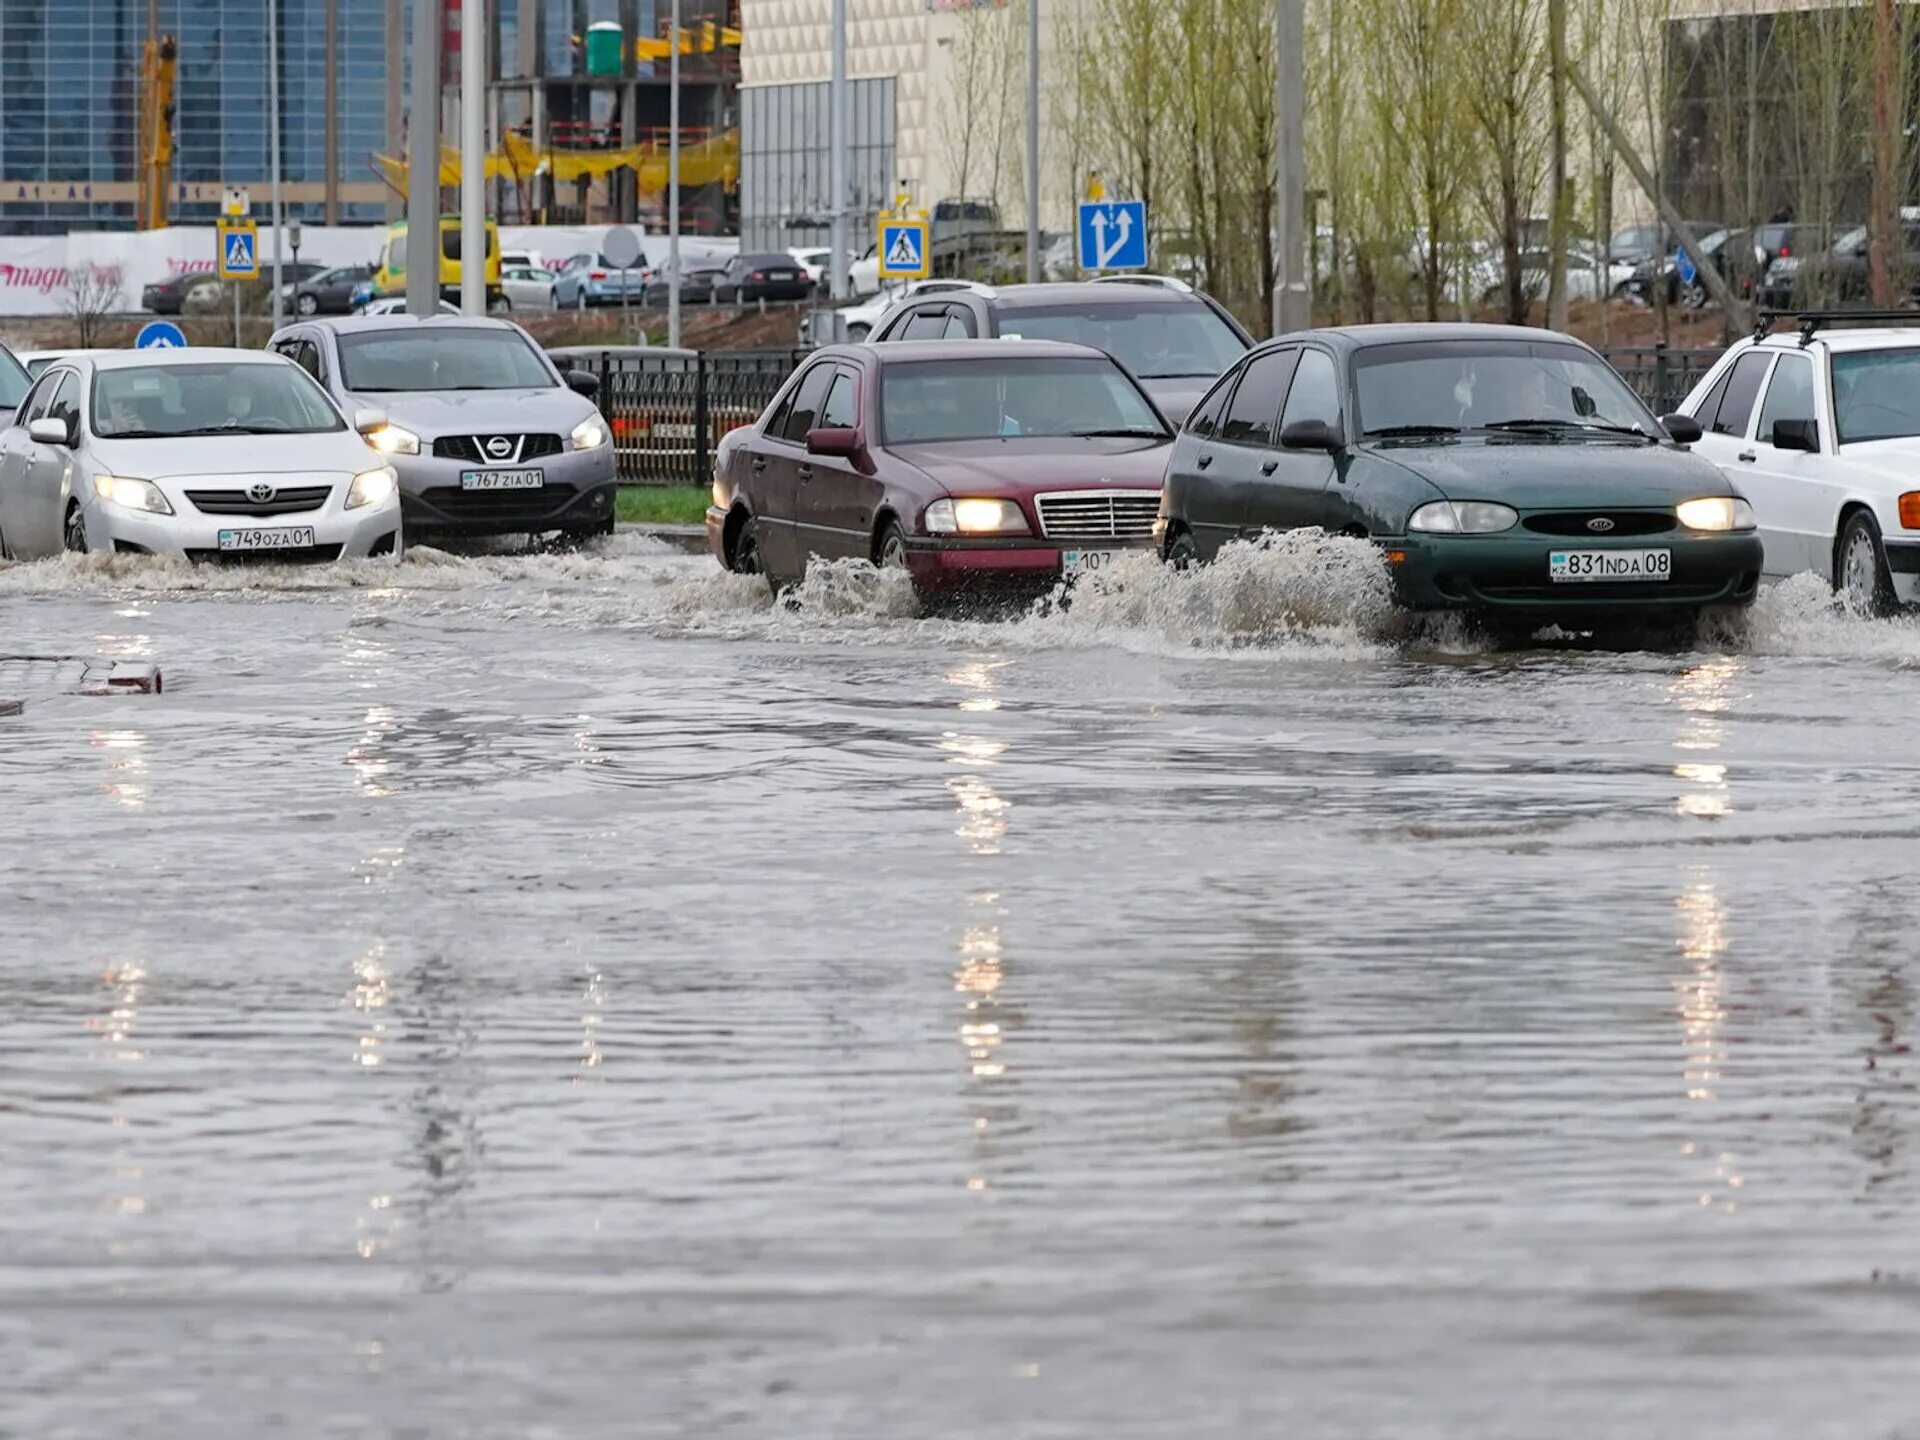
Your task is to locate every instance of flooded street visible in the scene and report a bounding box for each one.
[6,537,1920,1437]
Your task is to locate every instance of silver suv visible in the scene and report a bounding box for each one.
[266,315,617,542]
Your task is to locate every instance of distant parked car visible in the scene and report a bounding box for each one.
[142,269,218,314]
[645,267,724,307]
[498,264,558,312]
[552,252,652,310]
[286,263,374,317]
[714,252,812,304]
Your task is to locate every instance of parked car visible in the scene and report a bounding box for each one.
[1753,223,1863,307]
[1622,226,1764,309]
[1609,219,1723,269]
[552,251,652,310]
[644,267,724,306]
[355,295,462,316]
[0,348,400,563]
[0,344,30,415]
[17,349,119,378]
[267,315,616,543]
[789,247,847,287]
[708,339,1174,600]
[141,269,215,315]
[1680,314,1920,615]
[1759,213,1920,308]
[168,260,331,314]
[714,252,813,303]
[499,264,559,312]
[1472,240,1634,307]
[286,263,374,317]
[1156,323,1761,631]
[866,275,1253,423]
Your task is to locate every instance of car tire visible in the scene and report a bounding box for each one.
[295,293,319,316]
[732,513,766,576]
[63,503,88,555]
[491,295,512,315]
[1681,280,1708,310]
[1836,509,1898,618]
[875,518,909,572]
[1162,527,1198,570]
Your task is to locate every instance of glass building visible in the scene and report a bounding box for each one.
[0,0,396,234]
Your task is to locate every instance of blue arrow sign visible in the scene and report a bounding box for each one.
[135,320,188,349]
[1078,200,1148,271]
[1675,245,1698,287]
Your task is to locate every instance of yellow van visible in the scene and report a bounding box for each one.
[372,217,501,305]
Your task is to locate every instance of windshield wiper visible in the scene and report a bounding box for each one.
[1067,427,1166,438]
[1482,418,1652,439]
[1366,424,1461,437]
[154,424,298,436]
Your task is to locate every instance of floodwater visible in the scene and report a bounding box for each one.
[5,535,1920,1438]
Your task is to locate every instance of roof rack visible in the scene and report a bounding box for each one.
[1754,307,1920,347]
[1088,274,1195,295]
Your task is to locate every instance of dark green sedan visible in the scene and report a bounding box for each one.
[1154,324,1763,623]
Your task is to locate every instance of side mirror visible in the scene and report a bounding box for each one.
[806,426,860,458]
[1771,417,1819,453]
[27,417,70,446]
[565,369,600,398]
[1660,412,1704,445]
[352,406,388,435]
[1279,418,1342,452]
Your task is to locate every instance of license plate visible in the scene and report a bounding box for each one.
[218,526,314,552]
[460,468,544,490]
[1549,548,1671,582]
[1062,548,1120,576]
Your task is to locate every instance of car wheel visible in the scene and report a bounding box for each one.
[732,513,765,575]
[1163,527,1198,570]
[491,295,512,315]
[1681,280,1708,310]
[1836,510,1898,618]
[875,518,909,572]
[63,503,88,555]
[295,293,319,316]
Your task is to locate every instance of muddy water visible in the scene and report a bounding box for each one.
[5,538,1920,1438]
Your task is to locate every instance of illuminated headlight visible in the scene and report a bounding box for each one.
[1406,500,1518,534]
[366,423,420,456]
[570,417,608,451]
[924,497,1031,536]
[346,467,398,510]
[92,475,173,515]
[1675,496,1755,532]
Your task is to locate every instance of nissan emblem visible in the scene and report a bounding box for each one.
[484,435,514,460]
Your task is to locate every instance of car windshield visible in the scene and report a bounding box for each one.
[0,348,29,410]
[92,361,344,438]
[881,356,1165,443]
[1354,339,1656,436]
[1832,348,1920,444]
[999,303,1246,379]
[338,328,555,391]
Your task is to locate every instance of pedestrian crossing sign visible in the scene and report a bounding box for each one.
[217,220,259,280]
[878,220,929,280]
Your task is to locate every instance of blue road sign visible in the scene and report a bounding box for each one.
[1078,199,1148,271]
[134,320,188,350]
[1675,245,1698,287]
[218,222,259,280]
[878,221,929,280]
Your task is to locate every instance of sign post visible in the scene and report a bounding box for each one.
[604,226,644,344]
[217,216,260,346]
[1076,199,1148,273]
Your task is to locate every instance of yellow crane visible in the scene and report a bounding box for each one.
[136,34,177,229]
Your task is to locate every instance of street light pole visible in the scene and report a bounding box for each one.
[269,0,285,329]
[668,0,683,349]
[1272,0,1307,335]
[828,0,849,303]
[461,0,486,315]
[1024,0,1039,284]
[406,0,442,317]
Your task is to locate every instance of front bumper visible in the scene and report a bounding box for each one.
[900,534,1154,594]
[1390,530,1763,616]
[83,491,401,562]
[393,444,618,537]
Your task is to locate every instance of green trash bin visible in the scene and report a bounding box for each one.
[585,21,624,76]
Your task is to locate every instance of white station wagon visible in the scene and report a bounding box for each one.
[1681,312,1920,614]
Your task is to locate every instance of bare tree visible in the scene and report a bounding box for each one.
[1463,0,1548,323]
[1379,0,1473,321]
[63,263,124,347]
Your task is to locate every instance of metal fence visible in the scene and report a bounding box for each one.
[1602,345,1724,415]
[579,348,810,484]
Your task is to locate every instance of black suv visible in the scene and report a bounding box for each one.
[866,276,1253,422]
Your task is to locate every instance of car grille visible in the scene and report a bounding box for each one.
[185,484,333,516]
[1522,510,1675,538]
[417,483,584,525]
[184,544,344,564]
[432,433,564,463]
[1034,491,1161,540]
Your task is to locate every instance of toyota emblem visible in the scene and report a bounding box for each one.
[247,482,276,504]
[1586,517,1616,533]
[484,435,514,460]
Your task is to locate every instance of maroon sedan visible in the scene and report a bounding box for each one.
[706,340,1173,598]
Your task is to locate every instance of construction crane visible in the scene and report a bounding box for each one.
[136,34,177,229]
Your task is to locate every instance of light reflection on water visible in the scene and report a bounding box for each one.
[6,550,1920,1436]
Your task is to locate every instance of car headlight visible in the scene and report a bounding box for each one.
[1406,500,1518,534]
[924,497,1031,536]
[570,417,608,451]
[346,466,398,510]
[1675,496,1756,532]
[92,475,173,515]
[366,423,420,456]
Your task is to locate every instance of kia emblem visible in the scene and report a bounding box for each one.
[248,481,275,504]
[484,435,514,460]
[1586,517,1615,533]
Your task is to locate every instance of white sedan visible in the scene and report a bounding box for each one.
[499,265,558,312]
[1681,320,1920,614]
[0,348,402,563]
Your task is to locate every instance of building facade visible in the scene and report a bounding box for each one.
[0,0,393,234]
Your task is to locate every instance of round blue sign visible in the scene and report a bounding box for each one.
[135,320,188,350]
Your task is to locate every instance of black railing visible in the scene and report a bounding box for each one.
[1602,344,1724,415]
[571,348,809,483]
